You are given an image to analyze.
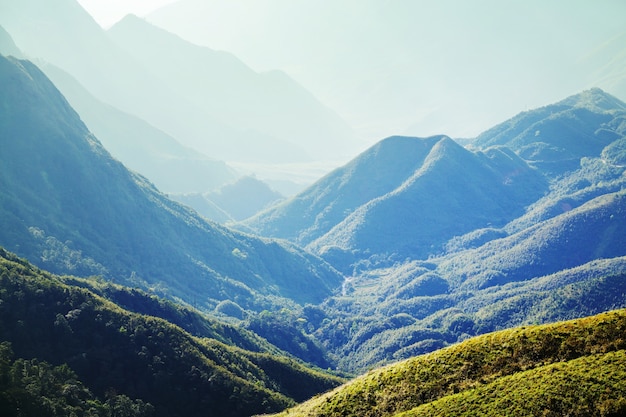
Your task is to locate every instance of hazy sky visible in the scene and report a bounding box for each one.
[76,0,626,146]
[77,0,177,27]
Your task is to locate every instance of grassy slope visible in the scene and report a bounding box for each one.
[268,308,626,417]
[397,351,626,416]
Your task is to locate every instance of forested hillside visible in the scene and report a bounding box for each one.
[0,53,342,314]
[0,248,344,417]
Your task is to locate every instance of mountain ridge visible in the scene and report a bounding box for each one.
[0,54,342,312]
[107,14,358,161]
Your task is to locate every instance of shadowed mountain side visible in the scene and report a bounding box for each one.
[0,55,342,310]
[108,14,358,161]
[40,63,238,193]
[242,136,446,244]
[309,138,547,271]
[471,88,626,175]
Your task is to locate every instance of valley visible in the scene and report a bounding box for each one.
[0,1,626,415]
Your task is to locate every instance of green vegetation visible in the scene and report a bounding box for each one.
[270,309,626,417]
[0,342,152,417]
[398,351,626,417]
[0,53,343,315]
[0,248,344,417]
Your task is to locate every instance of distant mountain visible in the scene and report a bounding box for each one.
[0,24,21,57]
[310,138,547,269]
[40,63,237,194]
[471,88,626,175]
[0,54,342,312]
[0,248,344,417]
[148,0,626,140]
[108,14,358,161]
[172,176,284,223]
[0,0,357,163]
[269,309,626,417]
[245,135,547,272]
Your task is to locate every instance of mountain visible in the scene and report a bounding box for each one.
[171,176,284,223]
[236,88,626,373]
[0,54,342,313]
[0,0,357,163]
[309,138,547,269]
[269,309,626,417]
[0,24,21,57]
[245,135,547,272]
[243,136,447,244]
[148,0,626,140]
[303,135,626,372]
[471,88,626,175]
[40,63,238,194]
[0,20,238,195]
[0,248,344,417]
[107,14,358,161]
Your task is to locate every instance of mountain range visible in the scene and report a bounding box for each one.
[148,0,626,140]
[0,0,358,164]
[2,43,626,377]
[244,135,548,272]
[0,54,342,314]
[237,87,626,372]
[0,22,239,196]
[2,1,626,413]
[171,176,284,224]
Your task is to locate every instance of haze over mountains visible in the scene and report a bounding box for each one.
[2,1,626,415]
[148,0,626,141]
[0,0,360,196]
[0,54,342,312]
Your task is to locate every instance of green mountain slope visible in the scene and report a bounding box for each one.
[270,309,626,417]
[0,248,344,417]
[309,137,547,270]
[243,136,444,244]
[471,88,626,174]
[0,54,342,311]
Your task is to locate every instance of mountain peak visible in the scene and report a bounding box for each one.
[0,55,343,308]
[558,87,626,113]
[0,25,22,57]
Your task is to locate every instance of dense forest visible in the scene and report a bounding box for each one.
[0,248,343,417]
